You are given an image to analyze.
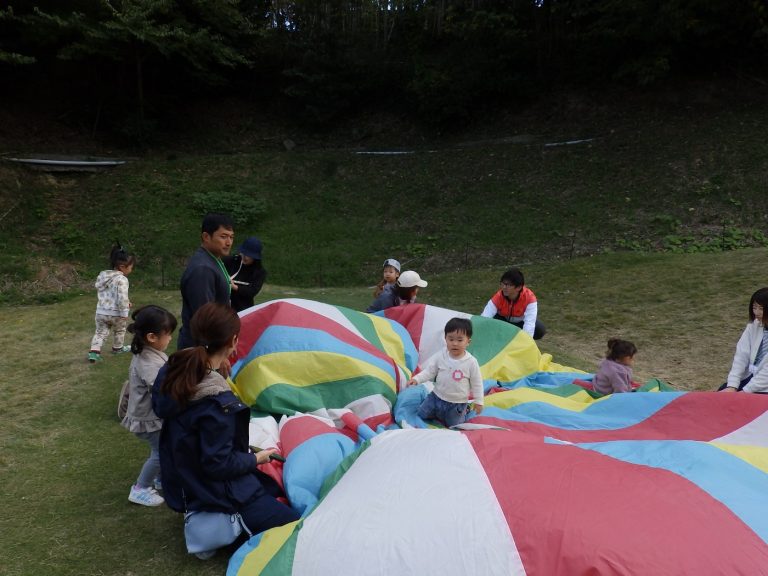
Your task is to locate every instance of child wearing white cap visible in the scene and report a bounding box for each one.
[366,269,427,313]
[373,258,401,298]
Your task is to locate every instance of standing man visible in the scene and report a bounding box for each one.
[480,267,546,340]
[178,213,235,350]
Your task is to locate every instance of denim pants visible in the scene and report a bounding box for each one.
[135,430,161,488]
[417,391,468,428]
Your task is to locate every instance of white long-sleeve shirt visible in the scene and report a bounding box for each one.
[412,349,484,405]
[727,320,768,393]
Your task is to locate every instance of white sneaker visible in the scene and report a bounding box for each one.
[128,484,164,507]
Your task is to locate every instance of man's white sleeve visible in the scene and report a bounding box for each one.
[522,301,538,336]
[481,300,497,318]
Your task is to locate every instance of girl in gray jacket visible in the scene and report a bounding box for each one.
[123,305,177,507]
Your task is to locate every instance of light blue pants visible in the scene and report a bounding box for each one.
[135,430,161,488]
[417,392,468,427]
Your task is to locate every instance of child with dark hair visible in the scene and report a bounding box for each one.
[123,305,177,507]
[178,212,235,350]
[593,338,638,394]
[721,287,768,393]
[406,317,484,427]
[372,258,401,298]
[366,270,427,313]
[152,302,299,556]
[481,267,546,340]
[88,242,135,363]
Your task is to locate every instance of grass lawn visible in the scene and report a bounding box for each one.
[2,247,763,575]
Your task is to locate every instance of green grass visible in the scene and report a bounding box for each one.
[1,246,764,575]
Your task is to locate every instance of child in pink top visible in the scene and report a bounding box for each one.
[593,338,637,394]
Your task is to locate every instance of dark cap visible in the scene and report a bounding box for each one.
[238,237,262,260]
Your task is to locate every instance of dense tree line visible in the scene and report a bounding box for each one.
[2,1,767,132]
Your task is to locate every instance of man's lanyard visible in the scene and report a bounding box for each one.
[205,249,231,296]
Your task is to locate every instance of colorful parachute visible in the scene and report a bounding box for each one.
[226,300,768,575]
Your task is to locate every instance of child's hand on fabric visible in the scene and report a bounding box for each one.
[406,378,418,387]
[721,387,738,393]
[474,404,484,415]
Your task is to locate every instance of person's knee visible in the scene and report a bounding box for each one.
[241,496,299,534]
[443,405,467,428]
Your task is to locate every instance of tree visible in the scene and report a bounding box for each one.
[29,0,258,126]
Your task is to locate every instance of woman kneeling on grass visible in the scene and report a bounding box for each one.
[720,287,768,393]
[152,302,299,555]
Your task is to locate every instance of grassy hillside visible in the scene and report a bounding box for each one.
[2,91,768,304]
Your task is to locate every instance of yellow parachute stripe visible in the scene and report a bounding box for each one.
[231,351,396,406]
[710,443,768,475]
[479,334,541,381]
[480,341,583,382]
[237,520,300,574]
[483,387,600,412]
[538,353,585,374]
[371,317,410,372]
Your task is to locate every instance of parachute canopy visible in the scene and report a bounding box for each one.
[226,300,768,575]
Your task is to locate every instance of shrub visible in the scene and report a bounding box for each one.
[191,188,267,225]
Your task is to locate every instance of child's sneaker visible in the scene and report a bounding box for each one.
[128,484,165,507]
[112,345,131,355]
[88,351,103,363]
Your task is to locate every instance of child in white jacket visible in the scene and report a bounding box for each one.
[407,317,484,427]
[721,287,768,393]
[88,243,135,363]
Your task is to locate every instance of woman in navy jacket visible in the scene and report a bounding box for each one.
[152,302,299,537]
